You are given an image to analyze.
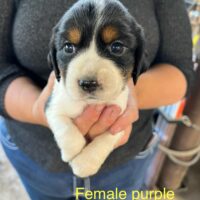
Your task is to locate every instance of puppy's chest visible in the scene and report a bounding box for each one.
[51,83,129,119]
[51,84,86,118]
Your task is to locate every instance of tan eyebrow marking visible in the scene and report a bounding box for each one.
[101,26,119,44]
[67,27,81,44]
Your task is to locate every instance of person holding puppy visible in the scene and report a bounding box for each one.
[0,0,194,199]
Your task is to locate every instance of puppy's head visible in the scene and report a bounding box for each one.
[48,0,148,102]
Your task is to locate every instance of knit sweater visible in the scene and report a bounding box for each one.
[0,0,194,172]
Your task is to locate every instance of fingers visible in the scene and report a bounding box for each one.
[40,72,55,108]
[109,93,138,134]
[74,105,105,135]
[41,72,55,100]
[46,72,55,93]
[115,125,132,148]
[75,78,138,138]
[88,79,137,137]
[88,105,121,139]
[32,72,56,127]
[109,107,138,134]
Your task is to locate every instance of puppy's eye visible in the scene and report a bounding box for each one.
[110,41,125,56]
[64,42,76,54]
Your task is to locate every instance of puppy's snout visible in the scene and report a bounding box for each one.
[78,79,99,93]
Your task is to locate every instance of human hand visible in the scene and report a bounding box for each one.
[111,79,139,148]
[32,72,55,127]
[74,79,139,148]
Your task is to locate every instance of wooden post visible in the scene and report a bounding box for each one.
[157,64,200,190]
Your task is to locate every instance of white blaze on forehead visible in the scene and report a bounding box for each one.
[72,0,106,16]
[94,0,106,12]
[59,0,105,31]
[79,0,106,10]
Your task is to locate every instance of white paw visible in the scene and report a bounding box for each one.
[70,155,101,178]
[58,134,86,162]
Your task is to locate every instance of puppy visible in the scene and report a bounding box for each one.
[46,0,147,178]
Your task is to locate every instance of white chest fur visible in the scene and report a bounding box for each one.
[46,80,129,177]
[51,79,128,117]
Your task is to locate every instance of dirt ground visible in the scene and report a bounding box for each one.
[0,144,29,200]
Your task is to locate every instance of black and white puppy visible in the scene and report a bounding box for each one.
[46,0,147,178]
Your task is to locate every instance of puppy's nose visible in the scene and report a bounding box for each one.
[78,79,99,93]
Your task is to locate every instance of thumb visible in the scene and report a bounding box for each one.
[41,71,55,105]
[46,72,56,93]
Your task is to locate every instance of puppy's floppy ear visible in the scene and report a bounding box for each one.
[47,26,60,82]
[132,25,148,83]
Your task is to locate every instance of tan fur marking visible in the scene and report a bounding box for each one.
[102,26,119,44]
[68,28,81,44]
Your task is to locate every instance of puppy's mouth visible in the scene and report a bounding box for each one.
[87,95,98,100]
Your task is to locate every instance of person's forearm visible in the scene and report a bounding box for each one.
[5,77,41,124]
[4,64,187,125]
[135,64,187,109]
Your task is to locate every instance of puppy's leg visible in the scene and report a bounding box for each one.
[70,131,123,177]
[47,114,86,162]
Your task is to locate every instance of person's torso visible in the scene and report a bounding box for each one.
[7,0,159,172]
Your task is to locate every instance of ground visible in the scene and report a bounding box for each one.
[0,144,29,200]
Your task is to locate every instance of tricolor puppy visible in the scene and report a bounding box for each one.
[46,0,147,178]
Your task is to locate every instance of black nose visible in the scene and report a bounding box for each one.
[78,79,99,93]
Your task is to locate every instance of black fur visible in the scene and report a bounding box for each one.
[47,26,61,81]
[47,0,148,83]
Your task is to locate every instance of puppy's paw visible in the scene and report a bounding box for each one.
[70,154,101,178]
[60,136,86,162]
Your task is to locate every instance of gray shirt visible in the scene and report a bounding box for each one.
[0,0,194,172]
